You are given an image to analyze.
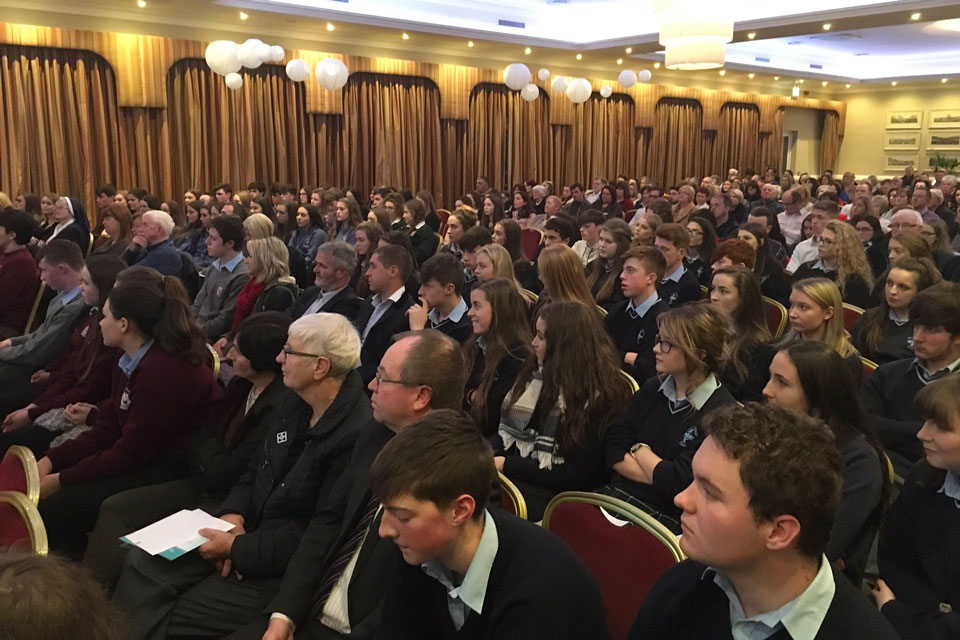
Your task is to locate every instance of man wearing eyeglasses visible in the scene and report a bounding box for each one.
[785,200,840,275]
[115,313,372,640]
[888,209,924,236]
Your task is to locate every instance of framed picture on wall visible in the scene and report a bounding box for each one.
[886,110,922,129]
[884,132,921,150]
[885,154,920,172]
[925,130,960,150]
[927,110,960,129]
[924,153,960,171]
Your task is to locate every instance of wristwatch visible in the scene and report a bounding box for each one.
[629,442,649,455]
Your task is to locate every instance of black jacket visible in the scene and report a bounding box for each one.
[658,267,702,307]
[354,291,414,386]
[377,508,609,640]
[629,560,898,639]
[466,340,528,437]
[267,421,397,635]
[292,285,363,322]
[254,280,299,315]
[409,224,437,267]
[860,357,927,476]
[604,297,672,382]
[216,371,371,578]
[792,262,874,309]
[51,223,91,255]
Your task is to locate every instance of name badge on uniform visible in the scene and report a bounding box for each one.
[277,431,288,444]
[81,324,90,338]
[120,387,131,411]
[216,285,224,297]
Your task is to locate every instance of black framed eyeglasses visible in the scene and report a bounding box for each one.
[375,368,407,386]
[656,339,676,354]
[281,344,322,359]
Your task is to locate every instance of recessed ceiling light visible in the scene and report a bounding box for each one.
[136,0,146,7]
[524,47,531,55]
[821,81,828,87]
[402,32,409,40]
[625,47,632,54]
[239,11,248,20]
[822,23,831,30]
[719,69,726,76]
[942,78,948,83]
[617,58,623,65]
[799,79,804,84]
[653,62,660,69]
[845,83,851,88]
[891,81,898,86]
[748,73,755,79]
[326,22,335,31]
[467,41,474,47]
[576,53,582,60]
[911,12,921,20]
[774,75,780,80]
[747,32,756,39]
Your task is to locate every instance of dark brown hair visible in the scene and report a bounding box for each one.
[585,219,632,305]
[712,266,771,379]
[622,245,667,281]
[915,375,960,432]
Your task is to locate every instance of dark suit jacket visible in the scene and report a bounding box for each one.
[354,291,414,386]
[52,223,91,255]
[292,286,363,322]
[377,508,609,640]
[267,421,398,636]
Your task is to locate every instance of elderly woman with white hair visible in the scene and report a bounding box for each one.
[121,209,182,276]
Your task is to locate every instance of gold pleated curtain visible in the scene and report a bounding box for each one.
[0,45,122,213]
[551,125,574,189]
[715,103,761,177]
[569,94,637,186]
[820,110,842,172]
[442,119,469,203]
[342,73,443,201]
[635,128,653,180]
[119,107,170,198]
[467,83,550,191]
[650,98,703,187]
[757,107,784,174]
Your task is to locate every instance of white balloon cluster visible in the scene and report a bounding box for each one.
[565,77,592,104]
[618,69,653,89]
[316,58,349,91]
[205,39,286,90]
[503,63,531,91]
[551,76,568,93]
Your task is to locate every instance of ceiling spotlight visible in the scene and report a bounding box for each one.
[653,62,660,69]
[747,32,756,39]
[942,78,949,83]
[617,58,623,65]
[402,32,409,40]
[822,23,831,30]
[467,41,474,47]
[239,10,248,20]
[748,73,755,79]
[326,22,335,31]
[910,12,921,20]
[524,47,531,55]
[625,47,632,54]
[719,69,726,76]
[799,79,804,84]
[845,83,851,88]
[774,75,780,80]
[821,81,828,87]
[136,0,146,7]
[891,81,898,86]
[576,53,582,60]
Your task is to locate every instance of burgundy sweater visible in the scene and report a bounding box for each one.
[45,344,222,486]
[27,310,120,419]
[0,248,40,330]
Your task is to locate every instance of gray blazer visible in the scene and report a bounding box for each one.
[192,258,251,340]
[0,291,86,369]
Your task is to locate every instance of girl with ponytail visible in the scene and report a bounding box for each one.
[35,266,222,558]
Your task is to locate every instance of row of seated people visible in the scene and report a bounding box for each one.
[1,203,959,637]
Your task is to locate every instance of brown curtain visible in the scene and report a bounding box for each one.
[758,107,784,174]
[820,110,841,173]
[441,119,469,207]
[635,127,653,180]
[569,94,636,186]
[119,106,170,198]
[715,103,760,178]
[167,59,320,196]
[650,98,703,187]
[342,73,443,203]
[467,83,549,192]
[0,45,123,219]
[306,114,346,188]
[550,125,575,189]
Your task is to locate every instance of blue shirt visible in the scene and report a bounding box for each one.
[627,291,661,319]
[118,338,156,378]
[362,287,405,342]
[428,297,467,329]
[212,252,244,273]
[662,263,688,283]
[60,286,82,306]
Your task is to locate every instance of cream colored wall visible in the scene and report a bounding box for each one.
[783,107,824,175]
[837,86,960,178]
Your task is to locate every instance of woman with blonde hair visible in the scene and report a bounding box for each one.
[793,220,874,308]
[782,277,863,384]
[230,237,299,331]
[474,243,522,291]
[242,212,275,241]
[534,245,599,319]
[672,185,697,226]
[633,212,662,246]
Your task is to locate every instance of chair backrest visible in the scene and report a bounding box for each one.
[0,446,39,505]
[700,284,709,300]
[0,491,48,554]
[842,303,865,333]
[434,233,443,255]
[620,370,640,393]
[861,356,878,380]
[24,281,47,334]
[519,288,539,305]
[497,471,527,520]
[595,305,608,318]
[87,232,95,256]
[762,296,788,338]
[207,344,221,377]
[520,228,542,261]
[543,492,683,640]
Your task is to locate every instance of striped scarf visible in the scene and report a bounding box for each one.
[498,369,565,470]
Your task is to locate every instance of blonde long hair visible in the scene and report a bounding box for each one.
[247,237,294,285]
[783,277,858,358]
[476,243,521,290]
[824,220,874,294]
[538,244,597,310]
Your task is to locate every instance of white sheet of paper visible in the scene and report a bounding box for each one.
[120,509,236,556]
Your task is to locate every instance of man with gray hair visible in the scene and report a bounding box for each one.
[114,312,372,640]
[889,209,924,235]
[291,241,362,321]
[121,209,182,276]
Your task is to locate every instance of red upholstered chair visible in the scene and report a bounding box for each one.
[0,445,40,505]
[542,492,684,640]
[862,357,879,380]
[497,471,527,520]
[842,303,865,333]
[436,209,451,237]
[0,491,48,554]
[762,296,788,338]
[520,228,543,261]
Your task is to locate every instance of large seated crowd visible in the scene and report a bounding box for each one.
[1,165,960,639]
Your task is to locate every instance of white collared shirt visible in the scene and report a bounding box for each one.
[428,297,467,328]
[786,237,819,274]
[658,373,720,410]
[304,285,347,316]
[662,262,687,284]
[362,286,405,341]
